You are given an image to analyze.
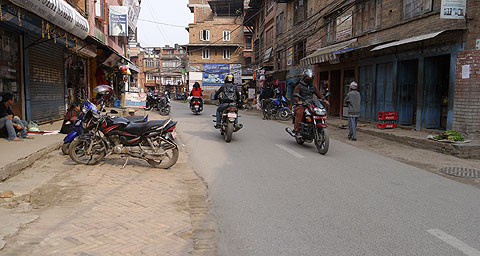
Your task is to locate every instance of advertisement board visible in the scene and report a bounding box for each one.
[440,0,466,19]
[203,64,230,86]
[230,64,242,84]
[125,92,146,108]
[109,6,128,36]
[123,0,141,31]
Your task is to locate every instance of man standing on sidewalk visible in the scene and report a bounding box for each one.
[344,82,361,141]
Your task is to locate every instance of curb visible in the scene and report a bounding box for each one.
[0,142,62,182]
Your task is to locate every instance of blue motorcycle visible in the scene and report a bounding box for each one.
[263,94,292,121]
[61,100,148,155]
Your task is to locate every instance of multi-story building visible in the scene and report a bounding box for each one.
[0,0,140,123]
[248,0,479,139]
[158,45,187,96]
[186,0,245,95]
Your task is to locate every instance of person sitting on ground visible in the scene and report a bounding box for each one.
[60,103,82,134]
[0,93,32,141]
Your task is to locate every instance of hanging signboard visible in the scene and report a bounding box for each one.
[336,8,353,41]
[440,0,466,19]
[8,0,89,39]
[123,0,141,31]
[109,6,128,36]
[203,64,229,86]
[230,64,242,84]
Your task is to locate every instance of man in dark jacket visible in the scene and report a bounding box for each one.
[214,74,242,130]
[0,93,31,141]
[344,81,361,141]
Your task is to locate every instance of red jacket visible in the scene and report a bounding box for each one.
[191,87,202,97]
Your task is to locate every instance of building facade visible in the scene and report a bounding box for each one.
[248,0,479,139]
[186,0,245,96]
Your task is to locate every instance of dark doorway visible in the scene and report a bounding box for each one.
[397,60,417,126]
[424,55,450,129]
[330,70,341,116]
[359,65,375,121]
[375,62,395,120]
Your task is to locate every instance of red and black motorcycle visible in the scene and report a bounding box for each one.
[286,93,330,155]
[69,106,179,169]
[190,96,203,114]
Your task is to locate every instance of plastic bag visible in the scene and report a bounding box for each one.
[27,121,39,132]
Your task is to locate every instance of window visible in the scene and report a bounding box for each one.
[293,40,306,65]
[202,48,210,59]
[156,61,160,68]
[354,0,381,35]
[162,61,180,68]
[245,35,252,50]
[223,30,231,41]
[200,30,210,41]
[95,0,105,20]
[145,59,155,68]
[403,0,432,19]
[147,74,155,81]
[223,49,231,59]
[294,0,307,24]
[266,27,274,49]
[276,12,284,35]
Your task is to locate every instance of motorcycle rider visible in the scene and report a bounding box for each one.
[214,74,242,130]
[292,69,329,137]
[190,82,203,108]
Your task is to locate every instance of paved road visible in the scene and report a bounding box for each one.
[172,101,480,256]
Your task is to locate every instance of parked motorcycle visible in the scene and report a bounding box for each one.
[214,103,242,143]
[61,100,148,155]
[263,94,292,121]
[68,104,179,169]
[145,93,160,111]
[158,96,171,116]
[190,96,203,114]
[286,93,330,155]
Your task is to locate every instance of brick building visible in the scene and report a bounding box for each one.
[186,0,245,95]
[247,0,479,139]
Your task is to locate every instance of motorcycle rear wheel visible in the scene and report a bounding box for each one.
[160,107,170,116]
[224,122,233,142]
[69,139,106,165]
[147,147,179,169]
[315,128,329,155]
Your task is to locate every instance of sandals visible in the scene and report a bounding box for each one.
[9,137,23,141]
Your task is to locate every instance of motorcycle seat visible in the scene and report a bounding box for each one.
[124,120,168,135]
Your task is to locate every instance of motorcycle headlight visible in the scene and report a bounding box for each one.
[314,107,327,116]
[82,105,88,113]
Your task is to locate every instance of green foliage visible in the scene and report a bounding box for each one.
[433,130,465,142]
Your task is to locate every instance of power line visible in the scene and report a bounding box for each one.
[138,19,187,28]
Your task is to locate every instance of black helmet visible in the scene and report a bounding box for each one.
[224,74,234,83]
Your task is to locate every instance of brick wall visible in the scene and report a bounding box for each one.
[453,50,480,139]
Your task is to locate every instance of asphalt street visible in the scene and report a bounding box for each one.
[172,101,480,256]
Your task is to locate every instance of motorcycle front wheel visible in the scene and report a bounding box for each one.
[278,108,292,121]
[61,142,70,155]
[224,122,233,142]
[315,128,329,155]
[69,138,106,165]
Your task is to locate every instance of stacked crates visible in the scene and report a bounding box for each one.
[377,111,397,129]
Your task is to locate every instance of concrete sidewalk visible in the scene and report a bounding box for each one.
[0,121,64,181]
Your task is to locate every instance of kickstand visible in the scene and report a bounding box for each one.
[122,156,130,169]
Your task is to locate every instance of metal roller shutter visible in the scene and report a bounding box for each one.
[29,38,65,122]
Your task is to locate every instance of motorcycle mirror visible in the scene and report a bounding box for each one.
[110,109,119,114]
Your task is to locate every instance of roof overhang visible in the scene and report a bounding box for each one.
[301,38,358,66]
[371,30,451,51]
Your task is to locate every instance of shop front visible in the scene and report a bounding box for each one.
[0,25,22,119]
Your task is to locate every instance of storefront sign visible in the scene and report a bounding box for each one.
[203,64,229,86]
[230,64,242,84]
[462,65,470,79]
[123,0,140,32]
[125,92,146,108]
[440,0,466,19]
[287,47,294,66]
[94,27,106,44]
[109,6,128,36]
[8,0,89,39]
[336,8,353,41]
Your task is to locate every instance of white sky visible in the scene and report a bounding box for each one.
[137,0,193,47]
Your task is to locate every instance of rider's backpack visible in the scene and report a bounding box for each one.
[222,83,237,102]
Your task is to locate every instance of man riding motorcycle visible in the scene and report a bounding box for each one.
[214,74,242,130]
[293,69,329,137]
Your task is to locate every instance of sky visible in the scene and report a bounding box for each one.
[137,0,193,47]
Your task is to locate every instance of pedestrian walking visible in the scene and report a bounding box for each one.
[344,81,361,141]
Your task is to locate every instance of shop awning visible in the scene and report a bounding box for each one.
[371,31,445,51]
[301,38,358,66]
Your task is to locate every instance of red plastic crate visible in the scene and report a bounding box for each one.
[377,111,397,121]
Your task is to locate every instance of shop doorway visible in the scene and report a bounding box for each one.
[358,65,375,121]
[424,55,450,129]
[397,60,417,126]
[329,70,341,116]
[375,62,394,120]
